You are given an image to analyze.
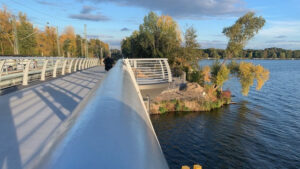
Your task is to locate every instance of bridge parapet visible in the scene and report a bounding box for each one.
[125,58,172,98]
[0,57,100,89]
[125,58,172,85]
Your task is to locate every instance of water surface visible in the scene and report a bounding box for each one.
[151,60,300,169]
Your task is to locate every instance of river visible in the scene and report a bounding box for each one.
[151,60,300,169]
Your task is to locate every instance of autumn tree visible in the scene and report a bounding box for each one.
[0,6,13,55]
[59,26,76,57]
[223,12,265,59]
[37,26,57,56]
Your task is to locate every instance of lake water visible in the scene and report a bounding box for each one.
[151,60,300,169]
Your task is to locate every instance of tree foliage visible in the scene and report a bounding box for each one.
[223,12,265,58]
[0,6,110,57]
[122,12,181,62]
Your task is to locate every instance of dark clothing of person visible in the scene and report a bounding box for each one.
[104,57,114,71]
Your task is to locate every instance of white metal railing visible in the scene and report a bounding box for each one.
[0,57,100,89]
[33,59,169,169]
[125,58,172,85]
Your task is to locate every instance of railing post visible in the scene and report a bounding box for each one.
[84,59,88,69]
[74,59,79,72]
[41,59,48,81]
[82,59,86,70]
[22,60,31,86]
[68,59,74,73]
[78,59,83,70]
[53,59,60,78]
[0,60,5,82]
[61,59,68,75]
[159,60,165,79]
[133,60,137,68]
[163,59,172,82]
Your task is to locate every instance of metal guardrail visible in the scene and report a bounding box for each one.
[34,59,169,169]
[126,58,172,85]
[0,57,100,89]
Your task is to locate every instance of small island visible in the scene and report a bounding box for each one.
[121,12,270,114]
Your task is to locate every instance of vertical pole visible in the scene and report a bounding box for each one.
[81,39,84,57]
[41,59,48,81]
[56,26,61,56]
[12,16,19,55]
[22,60,31,85]
[84,24,88,58]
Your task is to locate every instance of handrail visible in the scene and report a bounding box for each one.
[0,57,100,89]
[33,59,169,169]
[126,58,172,85]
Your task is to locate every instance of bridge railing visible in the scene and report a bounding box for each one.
[126,58,172,85]
[33,59,169,169]
[0,57,100,89]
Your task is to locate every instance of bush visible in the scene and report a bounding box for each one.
[187,70,204,86]
[159,106,168,114]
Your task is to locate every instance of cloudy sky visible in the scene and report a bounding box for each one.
[1,0,300,49]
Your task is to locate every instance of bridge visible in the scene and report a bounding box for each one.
[0,57,172,169]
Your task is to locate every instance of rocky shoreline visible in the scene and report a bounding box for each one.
[150,82,231,114]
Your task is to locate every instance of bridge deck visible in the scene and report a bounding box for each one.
[0,66,105,169]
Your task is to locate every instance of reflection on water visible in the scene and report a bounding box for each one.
[151,60,300,169]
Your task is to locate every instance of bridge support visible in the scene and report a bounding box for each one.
[41,60,48,81]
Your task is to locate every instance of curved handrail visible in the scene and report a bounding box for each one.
[33,60,169,169]
[0,57,100,89]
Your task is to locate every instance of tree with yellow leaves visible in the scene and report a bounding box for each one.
[59,26,76,57]
[37,26,57,56]
[0,6,13,55]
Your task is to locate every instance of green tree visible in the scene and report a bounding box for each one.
[223,12,265,59]
[17,12,37,55]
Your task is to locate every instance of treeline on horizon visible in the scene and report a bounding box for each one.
[0,6,110,58]
[201,48,300,59]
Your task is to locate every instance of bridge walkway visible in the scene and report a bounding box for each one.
[0,66,105,169]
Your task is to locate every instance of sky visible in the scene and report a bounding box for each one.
[1,0,300,49]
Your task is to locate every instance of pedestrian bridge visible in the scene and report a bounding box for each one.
[0,57,172,169]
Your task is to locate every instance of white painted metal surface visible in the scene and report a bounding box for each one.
[127,58,172,85]
[0,57,100,89]
[34,60,169,169]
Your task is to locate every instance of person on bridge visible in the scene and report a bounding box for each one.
[103,56,115,71]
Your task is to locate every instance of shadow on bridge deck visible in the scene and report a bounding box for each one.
[0,66,105,169]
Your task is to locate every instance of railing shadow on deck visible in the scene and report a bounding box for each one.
[0,67,104,169]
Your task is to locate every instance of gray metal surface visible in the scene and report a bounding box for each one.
[0,66,106,169]
[34,60,169,169]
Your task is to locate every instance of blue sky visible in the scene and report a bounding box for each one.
[1,0,300,49]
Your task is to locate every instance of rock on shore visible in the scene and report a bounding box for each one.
[150,82,231,114]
